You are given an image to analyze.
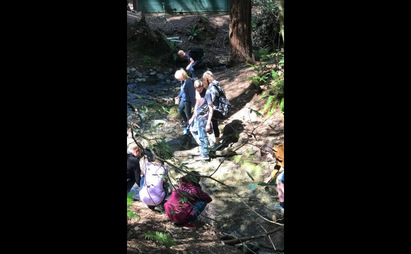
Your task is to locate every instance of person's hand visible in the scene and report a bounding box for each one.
[188,118,193,125]
[186,66,189,70]
[205,123,211,132]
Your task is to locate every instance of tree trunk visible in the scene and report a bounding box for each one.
[132,0,138,11]
[229,0,253,66]
[275,0,284,42]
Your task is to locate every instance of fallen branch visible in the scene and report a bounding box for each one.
[258,223,276,251]
[222,226,283,245]
[173,148,238,158]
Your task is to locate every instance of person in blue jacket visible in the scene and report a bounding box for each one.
[174,69,196,127]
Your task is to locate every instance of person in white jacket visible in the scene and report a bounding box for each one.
[139,155,169,212]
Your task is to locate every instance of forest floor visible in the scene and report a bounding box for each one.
[127,9,284,254]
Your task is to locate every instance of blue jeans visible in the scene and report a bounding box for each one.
[178,100,192,123]
[189,59,201,78]
[198,119,209,157]
[188,200,207,224]
[128,175,145,200]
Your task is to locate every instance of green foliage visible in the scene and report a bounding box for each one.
[246,63,270,87]
[186,24,202,41]
[143,55,152,66]
[144,231,177,248]
[251,0,283,51]
[178,195,188,204]
[246,171,254,181]
[280,97,284,114]
[263,64,284,116]
[247,50,284,117]
[167,106,180,119]
[254,46,271,61]
[151,137,173,160]
[249,179,277,192]
[161,32,180,53]
[127,192,140,220]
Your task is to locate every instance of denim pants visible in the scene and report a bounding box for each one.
[189,59,201,78]
[188,200,207,224]
[178,100,192,123]
[128,175,145,200]
[198,119,209,157]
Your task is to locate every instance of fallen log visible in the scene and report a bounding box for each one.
[221,227,283,245]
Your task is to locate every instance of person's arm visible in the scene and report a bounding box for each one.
[206,103,213,132]
[189,92,198,124]
[186,57,195,70]
[176,83,184,98]
[195,187,213,203]
[205,92,214,132]
[189,105,197,125]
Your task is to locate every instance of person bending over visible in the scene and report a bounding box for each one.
[164,171,212,229]
[178,47,203,78]
[139,154,169,212]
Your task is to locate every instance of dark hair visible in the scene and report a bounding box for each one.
[180,171,201,185]
[144,149,166,165]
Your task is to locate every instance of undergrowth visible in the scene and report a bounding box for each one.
[247,49,284,116]
[144,231,177,248]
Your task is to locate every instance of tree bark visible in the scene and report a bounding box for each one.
[132,0,138,11]
[229,0,253,66]
[275,0,284,42]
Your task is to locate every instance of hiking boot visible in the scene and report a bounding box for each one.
[149,205,164,213]
[154,206,165,213]
[180,121,187,127]
[183,223,197,229]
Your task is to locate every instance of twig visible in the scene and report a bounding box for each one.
[258,223,276,250]
[222,227,283,245]
[238,243,258,254]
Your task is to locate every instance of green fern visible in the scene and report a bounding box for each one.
[248,51,284,117]
[186,24,201,41]
[144,231,177,248]
[127,192,140,220]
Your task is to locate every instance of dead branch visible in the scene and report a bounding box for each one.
[222,226,283,245]
[258,223,276,250]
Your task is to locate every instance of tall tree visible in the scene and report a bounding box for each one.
[275,0,284,42]
[229,0,253,66]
